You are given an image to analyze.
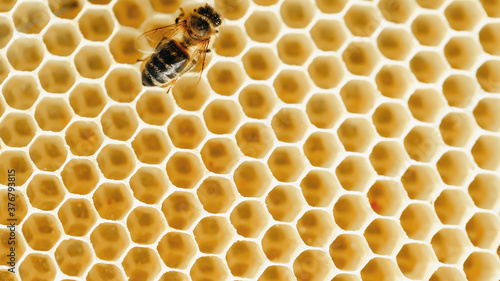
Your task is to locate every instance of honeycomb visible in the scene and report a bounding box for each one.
[1,0,500,280]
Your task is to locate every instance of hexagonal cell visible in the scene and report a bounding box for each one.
[171,75,211,111]
[445,0,483,31]
[233,161,272,197]
[29,135,67,172]
[61,159,99,195]
[65,121,103,156]
[213,24,247,57]
[2,74,39,110]
[194,216,234,254]
[159,271,189,281]
[479,23,500,55]
[35,97,72,132]
[375,64,412,99]
[411,14,447,46]
[0,188,27,225]
[0,112,37,147]
[435,188,474,224]
[12,1,50,33]
[26,174,65,211]
[401,164,440,201]
[361,258,403,281]
[58,198,97,237]
[333,194,372,231]
[43,23,80,56]
[477,60,500,93]
[113,0,146,28]
[90,222,130,261]
[303,132,340,168]
[463,251,500,281]
[203,99,242,134]
[6,38,44,71]
[230,200,269,238]
[467,211,500,251]
[121,247,161,281]
[135,90,174,126]
[297,209,335,247]
[278,33,313,66]
[214,0,249,20]
[157,231,197,269]
[300,170,338,207]
[93,182,133,220]
[235,122,274,159]
[190,256,229,281]
[331,274,361,281]
[271,107,309,143]
[308,55,344,89]
[330,234,370,271]
[337,117,376,153]
[306,94,344,130]
[207,61,245,96]
[69,83,107,118]
[335,155,375,192]
[22,213,61,251]
[38,60,76,93]
[200,138,239,174]
[0,151,33,186]
[48,0,83,19]
[19,253,56,281]
[242,47,279,80]
[127,206,166,244]
[404,125,442,162]
[431,227,471,264]
[368,180,406,216]
[196,177,235,216]
[429,266,466,281]
[132,128,170,165]
[79,8,114,41]
[168,114,207,149]
[369,141,409,177]
[109,29,143,64]
[342,42,380,76]
[149,0,179,12]
[161,191,201,230]
[400,202,439,241]
[280,0,315,28]
[0,0,15,13]
[266,185,304,222]
[0,228,25,267]
[377,27,413,61]
[408,88,446,123]
[474,97,500,132]
[105,68,142,102]
[129,167,168,204]
[339,80,375,114]
[364,218,405,256]
[273,70,311,104]
[226,240,264,278]
[258,265,295,281]
[468,173,500,210]
[97,144,136,180]
[444,36,480,70]
[74,45,111,79]
[293,250,333,281]
[471,135,500,170]
[378,0,415,23]
[410,51,448,83]
[239,84,276,119]
[396,243,436,280]
[344,4,380,37]
[86,263,125,281]
[268,146,306,183]
[166,152,205,189]
[310,19,346,52]
[436,150,475,186]
[372,102,411,138]
[262,224,300,263]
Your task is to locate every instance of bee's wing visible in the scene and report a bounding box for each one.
[181,39,211,86]
[136,22,185,54]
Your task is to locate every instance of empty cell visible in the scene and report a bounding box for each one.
[110,29,143,64]
[19,254,56,281]
[214,25,247,57]
[266,184,304,222]
[203,99,242,134]
[310,19,346,52]
[468,173,500,210]
[376,64,412,99]
[342,41,380,76]
[230,200,269,238]
[235,122,274,158]
[38,60,76,93]
[22,213,61,251]
[297,209,335,247]
[368,180,406,216]
[344,5,381,37]
[0,0,15,12]
[0,57,8,85]
[127,206,166,244]
[444,1,484,31]
[129,166,168,204]
[431,227,472,264]
[0,189,27,224]
[29,135,67,172]
[215,0,249,20]
[44,23,80,57]
[113,0,146,28]
[416,0,445,9]
[172,75,211,111]
[74,45,111,79]
[239,83,277,119]
[473,97,500,132]
[26,174,65,211]
[197,176,237,214]
[132,128,171,164]
[208,61,245,96]
[436,150,475,186]
[378,0,415,23]
[61,158,100,195]
[105,68,142,102]
[301,169,338,207]
[404,125,442,162]
[466,212,500,249]
[274,69,311,104]
[400,202,439,241]
[58,198,97,237]
[234,161,272,197]
[254,0,278,5]
[308,55,344,89]
[272,107,309,143]
[166,152,205,189]
[307,93,344,129]
[293,250,333,281]
[340,80,377,114]
[200,138,240,174]
[168,114,207,149]
[396,243,437,280]
[226,240,265,278]
[258,265,295,281]
[463,251,500,281]
[190,256,229,281]
[303,131,341,168]
[48,0,83,19]
[330,234,370,271]
[242,47,279,80]
[0,112,37,147]
[435,188,474,225]
[408,88,446,123]
[377,27,414,61]
[335,155,375,192]
[93,182,133,220]
[479,23,500,55]
[245,10,281,43]
[268,146,306,182]
[0,151,33,186]
[161,191,201,230]
[480,0,500,17]
[369,141,409,177]
[364,218,405,255]
[280,0,315,28]
[0,271,15,281]
[149,0,179,12]
[86,263,125,281]
[372,102,411,138]
[136,89,174,125]
[333,194,372,231]
[361,257,403,281]
[157,232,197,269]
[337,117,376,153]
[101,105,139,141]
[316,0,347,12]
[90,222,130,261]
[471,135,500,170]
[0,16,13,48]
[411,14,447,46]
[69,83,107,118]
[79,8,114,41]
[278,33,313,66]
[65,121,103,156]
[2,75,38,110]
[401,164,440,200]
[7,38,44,71]
[444,36,480,70]
[159,271,189,281]
[261,224,300,263]
[194,216,234,254]
[477,60,500,93]
[97,144,136,180]
[332,274,361,281]
[13,1,50,34]
[429,266,466,281]
[35,97,72,132]
[121,247,161,281]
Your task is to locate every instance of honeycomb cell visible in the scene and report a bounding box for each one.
[230,200,269,238]
[315,0,346,13]
[0,56,8,85]
[293,250,333,281]
[127,206,166,244]
[166,152,204,189]
[168,114,207,149]
[113,0,146,28]
[194,216,234,254]
[332,274,361,281]
[109,29,143,64]
[378,0,415,24]
[343,42,380,76]
[444,1,483,31]
[369,141,408,177]
[330,234,370,271]
[101,106,139,141]
[466,212,500,249]
[234,161,272,197]
[310,19,346,52]
[411,51,448,83]
[29,135,67,172]
[38,60,77,93]
[307,94,343,130]
[1,229,25,266]
[97,144,136,180]
[6,38,44,71]
[92,182,133,220]
[200,138,239,174]
[431,227,471,264]
[297,209,335,247]
[429,267,466,281]
[161,191,201,230]
[213,24,247,57]
[136,89,174,125]
[364,218,405,255]
[436,150,474,186]
[308,55,344,89]
[335,155,375,192]
[262,224,300,263]
[0,112,37,147]
[48,0,83,19]
[214,0,249,20]
[171,75,210,111]
[149,0,179,12]
[340,80,376,114]
[12,1,50,34]
[43,23,80,56]
[90,222,130,261]
[121,247,161,281]
[408,88,446,123]
[468,173,500,210]
[272,107,309,143]
[396,243,436,280]
[19,253,56,281]
[274,69,311,103]
[0,0,15,12]
[74,45,111,79]
[268,146,306,182]
[225,240,264,278]
[65,121,103,156]
[258,265,295,281]
[279,0,315,29]
[477,60,500,93]
[197,177,236,214]
[79,8,114,41]
[337,117,376,153]
[404,126,442,162]
[242,47,279,80]
[2,74,39,110]
[22,213,61,251]
[86,263,125,281]
[58,198,97,237]
[203,99,242,134]
[0,151,32,186]
[401,164,440,201]
[129,167,168,204]
[376,64,412,99]
[157,231,197,269]
[411,14,447,46]
[235,122,274,158]
[159,271,189,281]
[207,62,245,96]
[69,83,107,118]
[333,194,372,231]
[444,37,480,70]
[435,188,474,225]
[304,132,341,168]
[26,174,65,211]
[105,68,142,102]
[400,202,439,241]
[239,84,276,119]
[301,170,338,207]
[377,27,413,61]
[35,97,73,132]
[360,258,403,281]
[277,33,313,66]
[372,102,411,138]
[463,252,500,281]
[0,15,13,48]
[190,256,229,281]
[346,5,382,37]
[471,135,500,170]
[266,184,304,222]
[0,188,27,225]
[479,23,500,55]
[474,97,500,132]
[368,180,406,216]
[132,128,170,164]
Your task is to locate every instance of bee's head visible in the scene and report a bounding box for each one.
[196,4,222,27]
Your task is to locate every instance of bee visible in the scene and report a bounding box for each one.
[138,4,222,88]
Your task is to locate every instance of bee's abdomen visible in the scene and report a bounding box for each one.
[142,40,190,86]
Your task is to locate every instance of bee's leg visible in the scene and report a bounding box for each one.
[161,78,178,94]
[175,8,185,23]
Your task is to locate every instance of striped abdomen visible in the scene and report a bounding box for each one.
[142,40,190,87]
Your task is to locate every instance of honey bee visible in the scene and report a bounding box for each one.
[138,4,222,88]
